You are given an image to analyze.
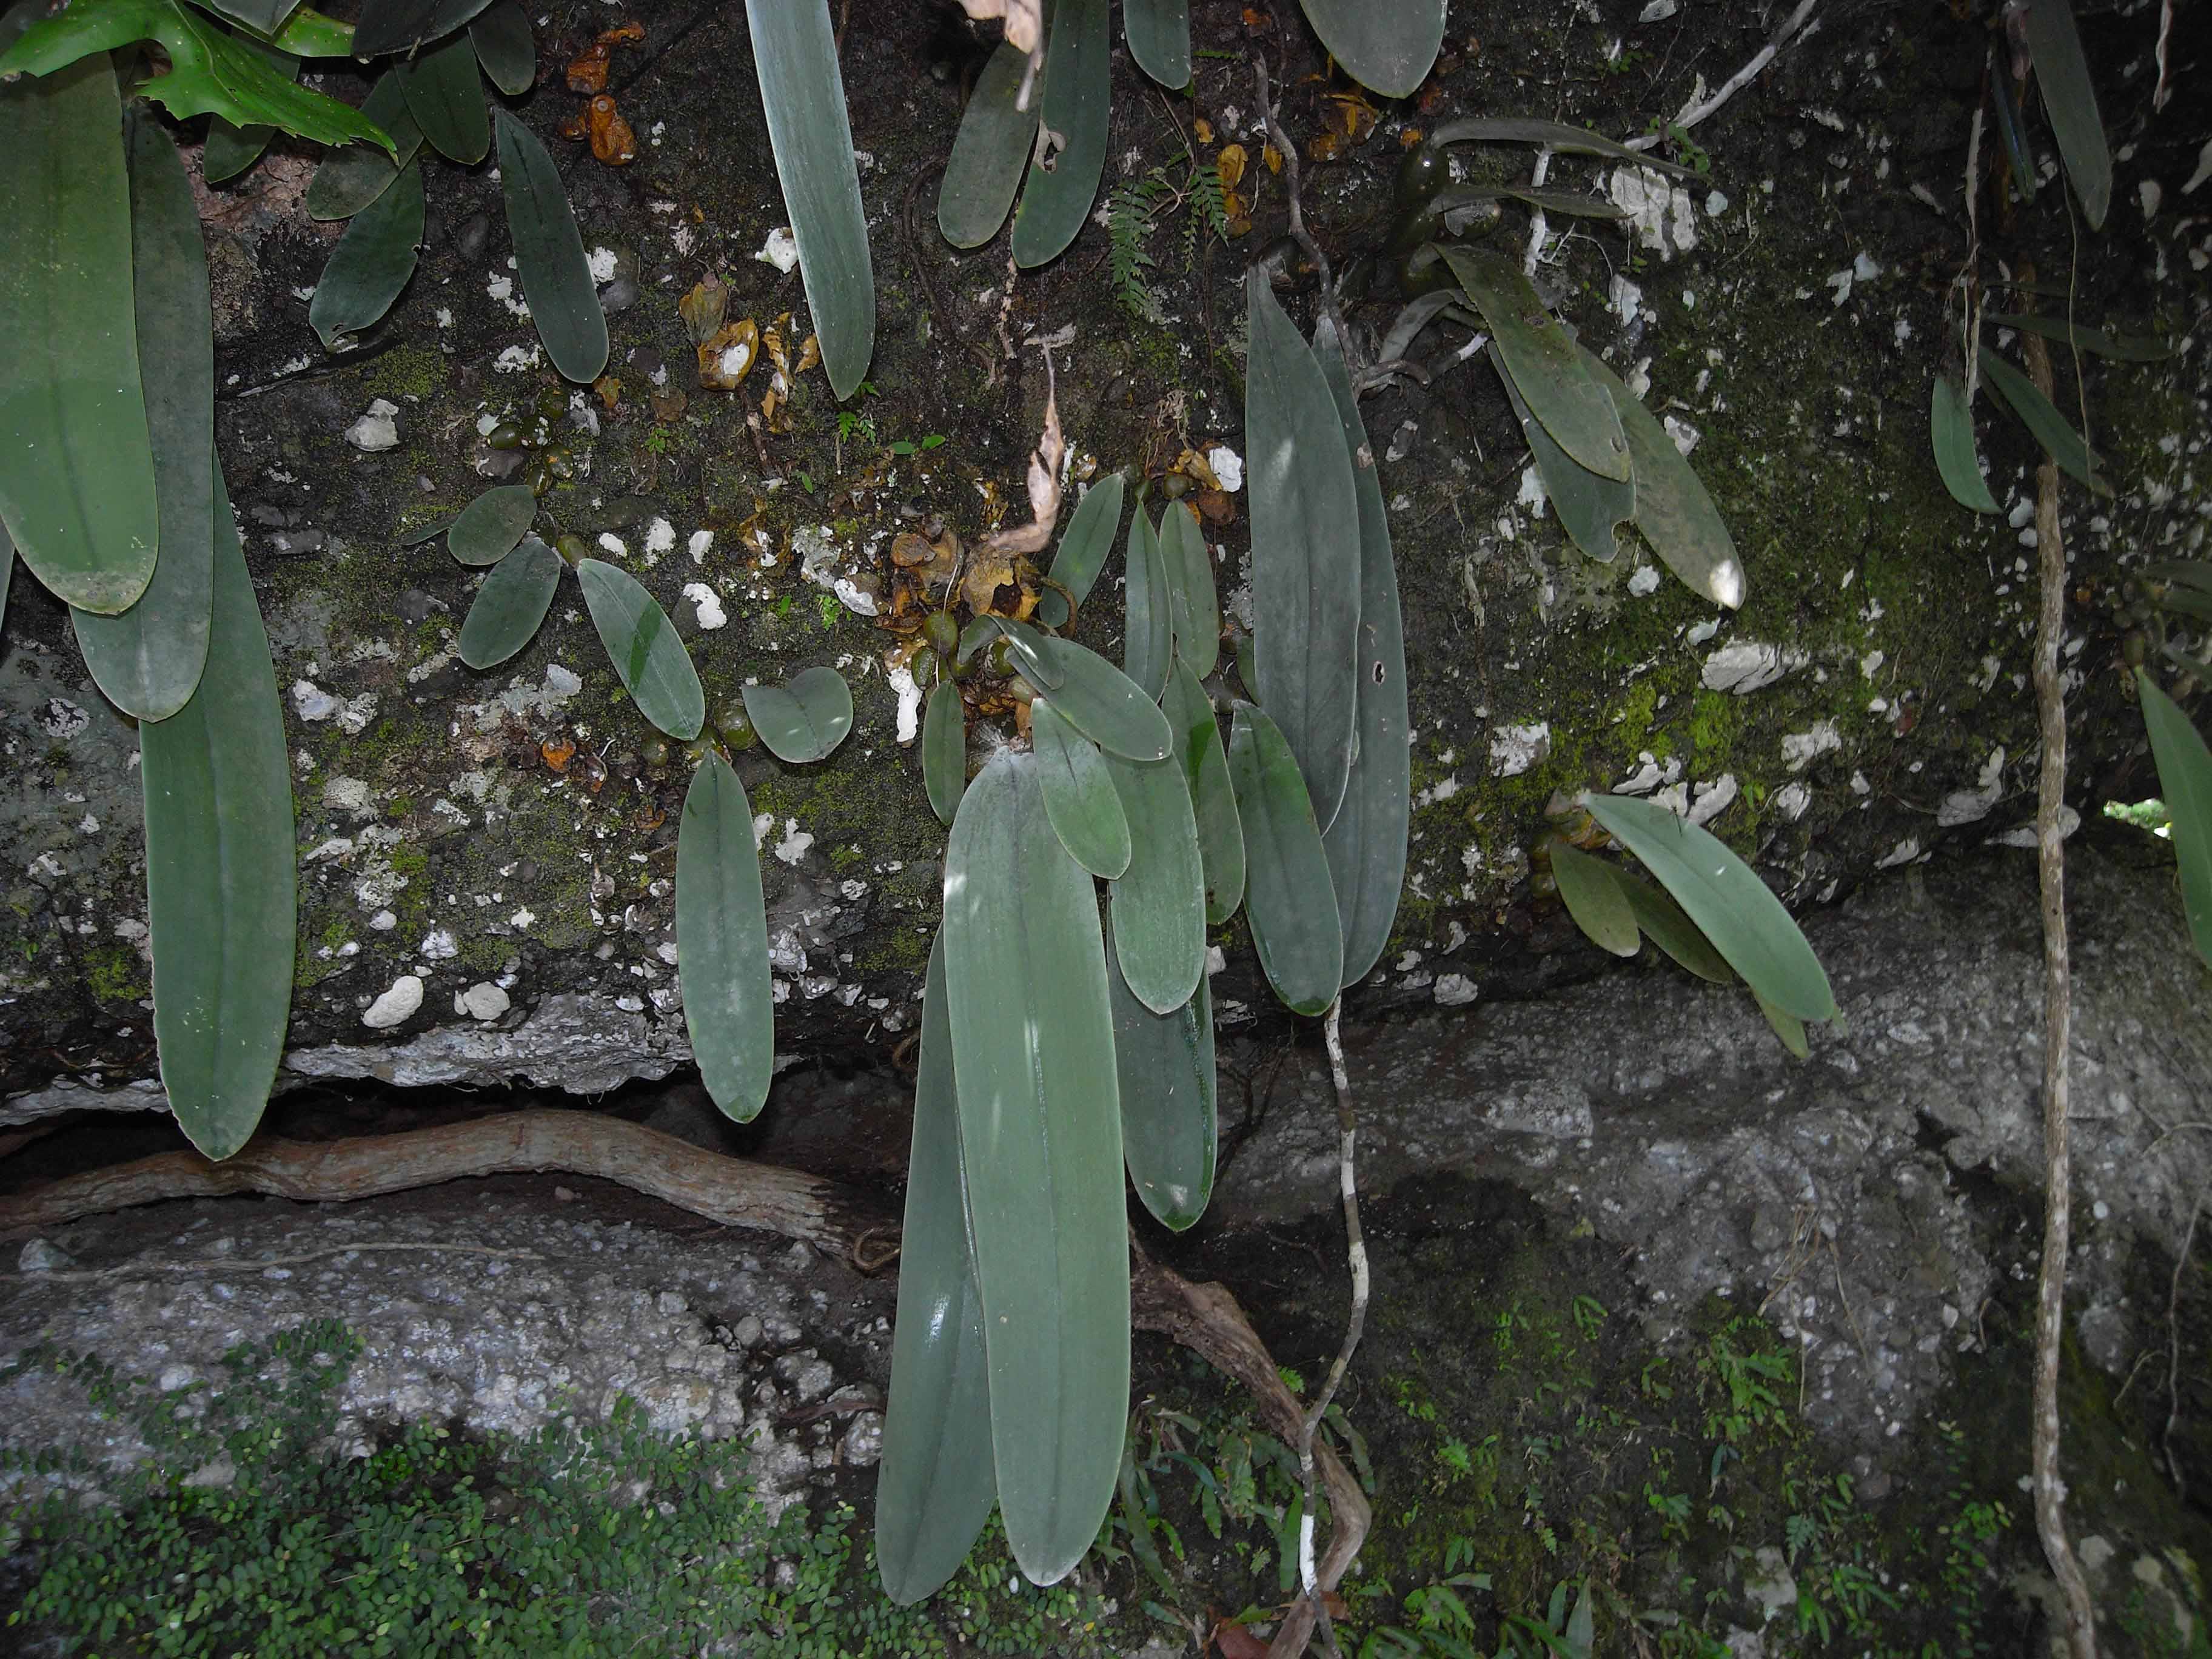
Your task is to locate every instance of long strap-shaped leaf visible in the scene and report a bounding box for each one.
[1295,0,1444,97]
[1979,350,2107,497]
[0,49,159,616]
[1035,473,1125,628]
[1313,325,1409,988]
[1441,244,1629,483]
[1122,507,1171,702]
[492,107,608,385]
[1158,501,1218,677]
[141,463,295,1161]
[937,41,1039,250]
[307,158,424,350]
[1162,660,1244,925]
[1227,703,1342,1016]
[1103,749,1207,1015]
[743,0,875,398]
[923,678,968,827]
[876,932,998,1603]
[2136,671,2212,971]
[74,110,216,722]
[1011,0,1111,268]
[1930,376,2000,515]
[1108,918,1215,1232]
[1124,0,1189,89]
[2022,0,2108,230]
[1031,697,1132,879]
[1244,276,1361,830]
[576,558,704,740]
[1577,347,1746,609]
[677,754,776,1122]
[943,752,1128,1586]
[1581,791,1837,1023]
[1500,361,1632,562]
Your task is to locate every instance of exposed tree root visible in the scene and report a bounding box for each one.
[1,1107,1366,1656]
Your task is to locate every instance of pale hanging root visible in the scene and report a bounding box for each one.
[0,1107,1370,1652]
[2022,284,2100,1659]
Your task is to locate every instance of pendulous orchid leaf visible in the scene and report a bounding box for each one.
[1011,0,1110,268]
[1578,346,1746,609]
[1294,0,1444,98]
[1108,916,1215,1231]
[1124,0,1189,88]
[1931,375,2000,515]
[923,677,968,827]
[677,752,776,1122]
[1030,637,1171,761]
[307,158,424,350]
[1031,697,1132,880]
[1102,748,1207,1016]
[576,558,703,740]
[457,535,561,669]
[1158,501,1218,679]
[1122,507,1171,703]
[1440,244,1629,483]
[1035,474,1124,629]
[937,40,1039,249]
[446,484,537,568]
[493,107,609,384]
[306,72,420,221]
[1161,660,1244,925]
[1228,702,1342,1016]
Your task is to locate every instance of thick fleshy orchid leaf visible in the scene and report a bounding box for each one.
[1549,842,1640,957]
[352,0,496,58]
[446,484,537,568]
[400,30,488,164]
[575,558,704,740]
[1980,350,2108,496]
[0,0,396,153]
[742,665,854,763]
[307,158,424,349]
[74,112,216,722]
[744,0,875,398]
[493,107,609,384]
[1108,918,1215,1230]
[468,0,534,94]
[677,753,776,1122]
[2136,669,2212,971]
[202,40,295,183]
[457,535,561,669]
[1161,660,1244,925]
[1501,361,1632,561]
[2022,0,2108,230]
[1613,867,1734,984]
[1011,0,1111,268]
[306,72,420,221]
[1294,0,1444,97]
[1031,637,1171,760]
[938,41,1039,249]
[1036,474,1125,628]
[1245,277,1361,828]
[1122,508,1171,702]
[1931,376,2000,515]
[1578,347,1746,610]
[1031,697,1132,880]
[141,464,294,1162]
[1581,791,1838,1022]
[1313,324,1410,986]
[923,678,968,827]
[942,752,1129,1587]
[876,931,997,1604]
[0,51,159,616]
[1102,750,1207,1016]
[1227,703,1342,1016]
[1441,244,1628,482]
[1125,0,1188,87]
[1985,312,2173,362]
[1158,501,1218,679]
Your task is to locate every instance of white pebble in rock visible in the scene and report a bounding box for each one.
[345,398,401,452]
[363,974,425,1029]
[455,982,511,1021]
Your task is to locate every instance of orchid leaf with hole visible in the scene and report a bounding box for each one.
[1161,660,1244,925]
[942,752,1128,1586]
[876,931,997,1603]
[306,72,420,221]
[1228,703,1342,1016]
[923,678,967,826]
[307,159,424,350]
[1122,508,1171,702]
[677,753,776,1122]
[1031,698,1131,879]
[1036,474,1124,628]
[937,40,1038,249]
[1578,346,1746,609]
[457,535,561,669]
[576,558,704,740]
[743,666,855,764]
[1102,749,1207,1016]
[2135,669,2212,971]
[494,107,609,384]
[1029,637,1171,760]
[1931,376,2000,514]
[1108,917,1215,1231]
[1011,0,1110,268]
[1294,0,1444,98]
[446,484,537,568]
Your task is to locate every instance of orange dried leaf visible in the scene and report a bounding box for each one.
[697,318,760,390]
[565,41,610,93]
[586,95,637,166]
[794,334,822,375]
[540,736,577,773]
[1215,142,1248,189]
[597,18,644,45]
[1261,141,1283,173]
[1193,116,1214,144]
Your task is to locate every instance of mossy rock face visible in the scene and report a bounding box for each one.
[2,0,2207,1110]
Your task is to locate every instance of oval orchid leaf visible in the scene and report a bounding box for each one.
[306,72,420,221]
[308,158,424,350]
[876,931,997,1604]
[938,40,1039,249]
[1158,500,1218,679]
[352,0,497,57]
[1549,842,1640,957]
[2136,669,2212,971]
[493,107,609,384]
[1294,0,1444,97]
[1245,276,1362,828]
[575,558,703,740]
[1313,324,1409,987]
[743,0,875,398]
[677,752,776,1122]
[400,30,488,164]
[1931,375,2000,515]
[141,463,295,1162]
[1036,473,1124,629]
[1577,346,1746,610]
[1125,0,1190,89]
[1162,660,1244,925]
[1500,360,1632,562]
[1613,866,1734,984]
[1031,697,1131,880]
[923,677,968,827]
[1102,750,1207,1016]
[1011,0,1111,268]
[1439,244,1630,483]
[942,752,1128,1587]
[0,51,159,615]
[742,665,854,763]
[1227,703,1342,1016]
[457,535,561,669]
[446,483,537,567]
[73,110,216,723]
[1122,508,1171,703]
[1108,918,1215,1232]
[1581,791,1838,1022]
[2022,0,2109,230]
[1031,636,1172,761]
[468,0,534,95]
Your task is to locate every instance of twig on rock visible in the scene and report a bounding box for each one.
[1621,0,1821,153]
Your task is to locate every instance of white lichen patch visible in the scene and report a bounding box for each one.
[688,529,714,564]
[682,583,727,630]
[1607,166,1697,258]
[1780,720,1842,770]
[774,821,814,865]
[1936,747,2006,826]
[1207,446,1244,491]
[344,400,400,452]
[1489,723,1550,777]
[362,974,423,1029]
[756,227,799,272]
[1701,641,1803,694]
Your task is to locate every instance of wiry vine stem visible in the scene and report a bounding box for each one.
[1253,58,1355,380]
